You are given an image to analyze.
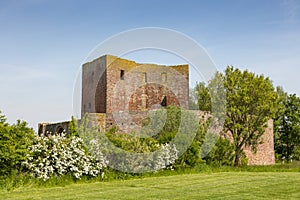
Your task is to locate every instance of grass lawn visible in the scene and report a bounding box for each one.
[1,172,299,200]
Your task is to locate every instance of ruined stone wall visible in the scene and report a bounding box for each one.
[105,111,149,133]
[105,55,189,113]
[82,55,107,117]
[82,55,189,116]
[106,55,137,113]
[128,83,180,110]
[38,121,70,136]
[243,119,275,165]
[38,113,107,136]
[219,119,275,165]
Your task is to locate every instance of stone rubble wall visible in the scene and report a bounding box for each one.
[243,119,275,165]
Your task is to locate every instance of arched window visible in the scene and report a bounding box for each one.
[56,126,64,134]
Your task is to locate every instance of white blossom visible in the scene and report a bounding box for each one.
[22,134,108,181]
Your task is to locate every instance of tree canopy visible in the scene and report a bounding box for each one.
[209,66,278,166]
[276,94,300,160]
[189,82,211,111]
[0,111,35,176]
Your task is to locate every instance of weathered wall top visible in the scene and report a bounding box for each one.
[81,55,189,116]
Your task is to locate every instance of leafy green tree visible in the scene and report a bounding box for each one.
[277,94,300,161]
[209,66,278,166]
[203,136,236,166]
[189,87,198,110]
[273,86,288,159]
[189,82,211,111]
[195,82,211,111]
[0,110,6,124]
[68,116,79,138]
[0,111,35,176]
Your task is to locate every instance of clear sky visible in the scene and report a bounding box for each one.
[0,0,299,130]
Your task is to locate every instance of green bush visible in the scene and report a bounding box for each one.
[100,130,178,173]
[0,110,34,176]
[204,137,236,166]
[105,131,160,153]
[148,106,207,168]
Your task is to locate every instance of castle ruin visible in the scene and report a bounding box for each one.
[38,55,275,165]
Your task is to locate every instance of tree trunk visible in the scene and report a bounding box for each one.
[234,149,242,166]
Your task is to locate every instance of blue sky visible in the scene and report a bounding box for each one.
[0,0,299,130]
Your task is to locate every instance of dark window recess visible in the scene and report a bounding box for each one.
[89,103,91,109]
[161,96,167,107]
[57,127,64,134]
[120,70,125,80]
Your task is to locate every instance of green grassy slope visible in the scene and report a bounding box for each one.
[1,172,299,200]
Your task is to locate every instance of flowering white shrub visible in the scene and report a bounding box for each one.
[88,138,109,168]
[153,143,178,171]
[23,134,108,181]
[100,141,179,173]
